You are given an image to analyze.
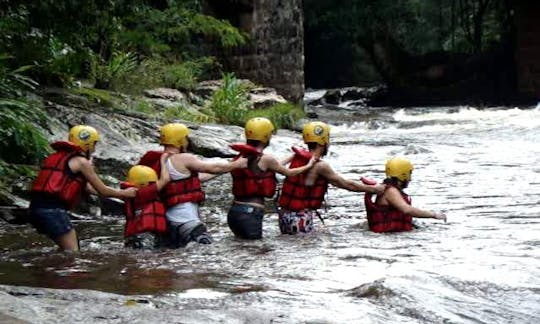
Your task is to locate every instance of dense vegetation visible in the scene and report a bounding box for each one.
[0,1,247,91]
[0,0,303,177]
[304,0,514,89]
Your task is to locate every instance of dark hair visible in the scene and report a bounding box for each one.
[247,139,268,148]
[307,142,328,156]
[383,177,408,189]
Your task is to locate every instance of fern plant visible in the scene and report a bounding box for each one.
[90,51,138,90]
[0,55,50,164]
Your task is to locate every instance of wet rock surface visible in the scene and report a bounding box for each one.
[0,285,276,324]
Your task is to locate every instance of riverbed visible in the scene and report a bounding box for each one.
[1,102,539,323]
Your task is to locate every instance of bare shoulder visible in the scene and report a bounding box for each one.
[69,155,89,170]
[174,152,196,162]
[313,160,332,174]
[261,153,277,163]
[384,186,401,198]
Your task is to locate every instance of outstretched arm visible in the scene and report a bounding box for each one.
[72,157,137,198]
[385,187,446,221]
[318,162,385,193]
[199,173,220,182]
[183,154,248,174]
[267,155,316,177]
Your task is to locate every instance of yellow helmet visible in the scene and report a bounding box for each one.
[385,157,414,181]
[68,125,100,152]
[245,117,275,144]
[303,121,330,145]
[127,165,158,187]
[160,123,190,148]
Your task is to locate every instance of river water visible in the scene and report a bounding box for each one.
[1,102,539,323]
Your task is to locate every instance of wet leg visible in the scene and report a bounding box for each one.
[54,229,79,251]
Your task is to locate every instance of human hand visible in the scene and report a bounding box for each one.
[371,184,386,194]
[160,152,172,163]
[433,212,447,222]
[123,187,138,198]
[306,156,318,168]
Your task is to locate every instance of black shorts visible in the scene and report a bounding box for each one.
[227,203,264,239]
[28,207,73,240]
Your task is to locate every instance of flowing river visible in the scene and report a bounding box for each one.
[1,102,539,323]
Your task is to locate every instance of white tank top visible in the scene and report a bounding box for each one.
[166,158,190,180]
[165,157,200,224]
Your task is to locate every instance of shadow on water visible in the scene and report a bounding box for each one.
[0,252,227,295]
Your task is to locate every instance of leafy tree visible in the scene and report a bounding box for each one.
[0,0,246,87]
[304,0,512,87]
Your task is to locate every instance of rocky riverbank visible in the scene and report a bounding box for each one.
[0,80,293,222]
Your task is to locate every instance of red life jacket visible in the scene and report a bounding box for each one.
[229,143,262,157]
[278,147,327,211]
[138,150,163,173]
[121,182,167,237]
[162,173,205,207]
[230,143,277,198]
[364,185,413,233]
[138,150,205,207]
[30,141,87,210]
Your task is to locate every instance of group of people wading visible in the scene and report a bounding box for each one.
[28,118,447,251]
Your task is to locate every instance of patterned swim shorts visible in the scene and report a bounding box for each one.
[278,209,317,234]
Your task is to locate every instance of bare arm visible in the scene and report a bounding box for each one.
[155,153,171,191]
[266,155,316,177]
[280,154,295,166]
[86,182,98,195]
[385,187,446,221]
[199,173,220,182]
[182,154,248,174]
[70,156,137,198]
[317,162,385,193]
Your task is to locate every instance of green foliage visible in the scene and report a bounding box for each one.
[164,105,215,124]
[246,103,305,130]
[304,0,512,86]
[0,103,50,164]
[0,160,37,190]
[0,1,246,87]
[204,74,304,129]
[188,13,248,48]
[207,73,250,126]
[73,87,116,107]
[132,100,157,115]
[90,52,138,90]
[163,58,219,91]
[305,0,509,54]
[0,57,50,164]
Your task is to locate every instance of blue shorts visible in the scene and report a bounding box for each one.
[227,203,264,239]
[28,207,74,240]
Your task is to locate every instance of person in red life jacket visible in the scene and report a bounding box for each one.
[363,157,446,233]
[227,117,316,240]
[122,157,170,249]
[29,125,138,251]
[277,121,385,234]
[139,123,248,248]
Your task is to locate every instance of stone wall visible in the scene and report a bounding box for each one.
[514,0,540,99]
[205,0,305,103]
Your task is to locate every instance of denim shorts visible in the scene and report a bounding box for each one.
[227,203,264,239]
[28,207,74,240]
